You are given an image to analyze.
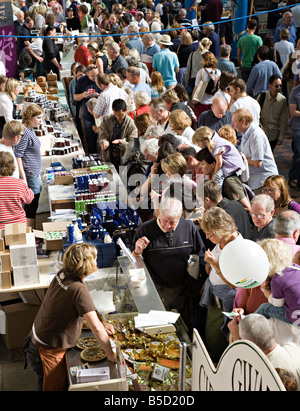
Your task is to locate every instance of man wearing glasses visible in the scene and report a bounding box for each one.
[250,194,275,242]
[133,197,206,331]
[256,74,288,152]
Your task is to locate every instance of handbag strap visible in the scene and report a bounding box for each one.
[204,67,217,81]
[134,137,141,154]
[189,51,194,77]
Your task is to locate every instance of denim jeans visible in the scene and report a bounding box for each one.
[289,130,300,181]
[26,173,42,195]
[255,302,292,325]
[23,334,44,391]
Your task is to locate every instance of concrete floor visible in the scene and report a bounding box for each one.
[0,335,37,391]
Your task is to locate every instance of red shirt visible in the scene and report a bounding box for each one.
[128,104,151,119]
[74,45,92,67]
[0,177,34,228]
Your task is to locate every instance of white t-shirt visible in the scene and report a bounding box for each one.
[230,95,261,125]
[267,343,300,390]
[214,89,231,105]
[0,143,19,179]
[195,67,221,105]
[209,233,243,286]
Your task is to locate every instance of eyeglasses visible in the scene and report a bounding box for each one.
[205,232,216,239]
[262,187,279,194]
[273,84,282,88]
[166,231,173,247]
[86,65,97,71]
[250,212,269,219]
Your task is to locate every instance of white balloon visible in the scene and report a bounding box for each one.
[219,239,269,288]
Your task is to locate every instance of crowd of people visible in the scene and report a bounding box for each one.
[3,0,300,391]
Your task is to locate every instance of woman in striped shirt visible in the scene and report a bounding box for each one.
[0,151,34,229]
[14,104,43,229]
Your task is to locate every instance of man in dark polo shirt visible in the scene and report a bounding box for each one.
[16,17,34,60]
[196,95,232,130]
[74,64,101,154]
[105,42,128,74]
[133,197,206,330]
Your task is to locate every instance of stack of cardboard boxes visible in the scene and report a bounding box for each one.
[0,223,42,349]
[0,223,40,289]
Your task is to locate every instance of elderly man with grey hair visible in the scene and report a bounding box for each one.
[275,210,300,256]
[105,42,128,74]
[133,197,206,331]
[141,32,160,75]
[126,23,143,57]
[228,313,300,390]
[217,45,237,76]
[202,21,220,58]
[250,194,275,242]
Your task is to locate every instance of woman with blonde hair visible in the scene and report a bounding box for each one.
[262,175,300,216]
[150,71,166,99]
[0,78,21,137]
[275,27,294,67]
[169,109,194,142]
[0,75,7,92]
[177,31,194,86]
[14,104,44,228]
[151,152,197,216]
[24,243,116,391]
[108,73,123,88]
[192,51,221,117]
[256,238,300,327]
[87,41,108,74]
[200,207,240,335]
[185,37,212,96]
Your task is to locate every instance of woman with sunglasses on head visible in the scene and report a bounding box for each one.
[87,41,108,74]
[262,175,300,217]
[42,25,63,80]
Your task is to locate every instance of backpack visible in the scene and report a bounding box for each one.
[169,1,180,15]
[204,68,220,95]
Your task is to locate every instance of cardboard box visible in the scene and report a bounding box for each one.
[0,237,4,251]
[0,291,20,303]
[54,174,74,185]
[9,233,37,267]
[19,289,46,305]
[0,251,11,272]
[0,272,12,289]
[13,265,40,287]
[34,221,68,250]
[0,302,40,349]
[5,223,27,246]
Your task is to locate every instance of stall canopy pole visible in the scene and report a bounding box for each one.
[232,0,248,59]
